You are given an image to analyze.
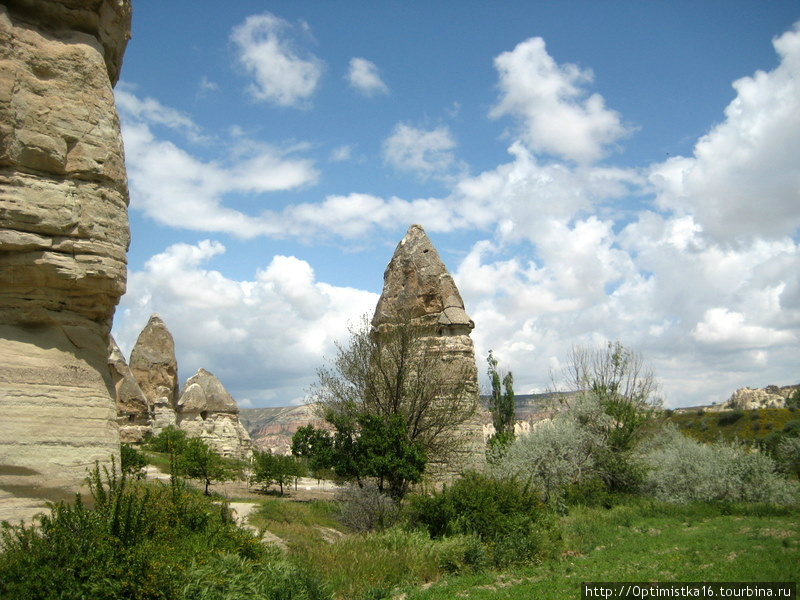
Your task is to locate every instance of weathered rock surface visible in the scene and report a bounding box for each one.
[129,314,179,433]
[720,385,797,411]
[372,224,484,477]
[0,0,131,524]
[177,369,253,460]
[108,336,151,443]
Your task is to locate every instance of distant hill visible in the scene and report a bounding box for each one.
[240,391,579,454]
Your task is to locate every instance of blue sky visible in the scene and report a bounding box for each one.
[111,1,800,408]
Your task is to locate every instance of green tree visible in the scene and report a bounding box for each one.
[561,341,662,492]
[252,450,306,495]
[178,437,233,495]
[146,425,188,455]
[487,350,515,448]
[292,412,426,497]
[311,315,477,474]
[120,443,148,479]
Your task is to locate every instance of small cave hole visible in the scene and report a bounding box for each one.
[200,410,208,421]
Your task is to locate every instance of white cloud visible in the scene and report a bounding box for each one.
[330,145,354,162]
[347,57,389,96]
[231,12,323,108]
[121,119,319,238]
[115,86,207,143]
[382,123,464,180]
[650,22,800,243]
[692,307,796,349]
[113,241,379,406]
[490,37,630,163]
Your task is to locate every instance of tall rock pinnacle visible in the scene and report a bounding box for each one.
[0,0,132,523]
[371,224,483,476]
[372,224,474,334]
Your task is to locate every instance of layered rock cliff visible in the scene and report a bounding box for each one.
[0,0,132,523]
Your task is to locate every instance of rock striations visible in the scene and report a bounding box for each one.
[372,224,484,477]
[108,336,151,444]
[0,0,132,523]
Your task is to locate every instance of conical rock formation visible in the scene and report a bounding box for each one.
[129,314,179,435]
[108,336,151,443]
[177,369,253,460]
[372,224,483,478]
[0,0,131,524]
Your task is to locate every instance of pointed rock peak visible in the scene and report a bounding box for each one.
[178,368,239,414]
[372,224,472,331]
[129,313,179,406]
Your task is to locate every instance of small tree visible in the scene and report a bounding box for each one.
[120,443,148,480]
[487,350,515,448]
[310,314,478,485]
[146,425,188,455]
[252,450,305,495]
[177,438,232,495]
[291,412,426,497]
[559,341,662,492]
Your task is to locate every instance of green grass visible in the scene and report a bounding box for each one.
[397,500,800,600]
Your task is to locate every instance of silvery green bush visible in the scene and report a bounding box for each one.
[488,401,605,503]
[640,426,798,505]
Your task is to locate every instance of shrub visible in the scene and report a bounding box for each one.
[640,426,799,505]
[182,552,327,600]
[335,481,403,532]
[717,409,744,426]
[121,443,148,479]
[0,460,276,600]
[407,471,561,567]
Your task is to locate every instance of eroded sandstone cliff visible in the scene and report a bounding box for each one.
[0,0,132,523]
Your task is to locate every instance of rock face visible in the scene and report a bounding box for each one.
[0,0,132,522]
[129,314,179,435]
[108,336,151,443]
[722,385,797,410]
[372,224,483,477]
[241,405,325,455]
[177,369,253,460]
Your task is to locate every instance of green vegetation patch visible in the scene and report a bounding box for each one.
[669,407,797,445]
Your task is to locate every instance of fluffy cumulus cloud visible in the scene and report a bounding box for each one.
[113,241,379,406]
[650,23,800,243]
[382,123,465,180]
[117,88,322,238]
[231,12,323,108]
[490,37,630,163]
[347,57,389,96]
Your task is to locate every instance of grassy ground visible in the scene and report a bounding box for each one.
[398,500,800,600]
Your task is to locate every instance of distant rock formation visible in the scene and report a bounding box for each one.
[109,336,151,443]
[177,369,253,460]
[129,314,179,435]
[241,405,325,455]
[372,224,484,476]
[0,0,132,523]
[719,385,797,411]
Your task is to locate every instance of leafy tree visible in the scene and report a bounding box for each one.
[487,350,515,448]
[560,341,662,492]
[120,443,148,479]
[292,412,426,497]
[251,449,306,495]
[178,437,233,495]
[310,314,478,483]
[146,425,188,455]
